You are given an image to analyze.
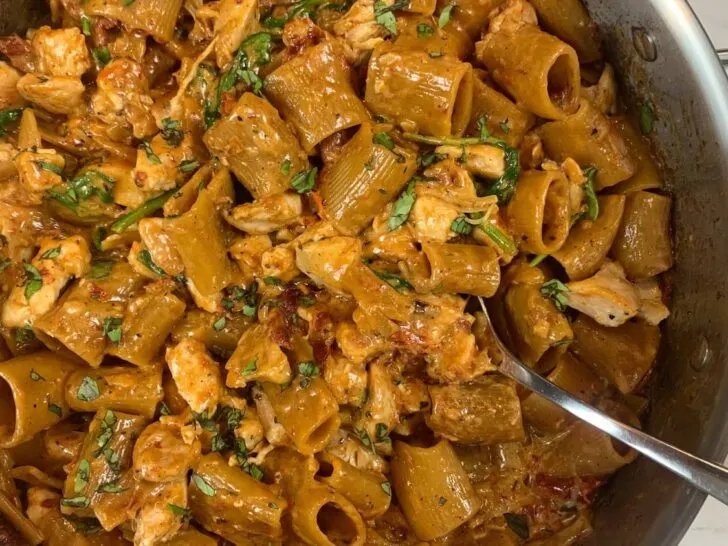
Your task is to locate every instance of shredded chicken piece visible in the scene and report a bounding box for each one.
[488,0,538,34]
[91,59,157,139]
[229,234,273,282]
[635,278,670,325]
[435,145,506,179]
[324,353,368,407]
[235,407,265,452]
[14,149,65,204]
[26,486,58,524]
[335,322,392,364]
[16,74,85,115]
[519,131,545,170]
[582,64,618,115]
[566,261,640,327]
[253,386,289,445]
[426,322,483,382]
[409,194,460,243]
[333,0,387,64]
[165,339,224,414]
[134,480,187,546]
[132,134,198,194]
[133,420,201,482]
[0,62,25,109]
[325,429,389,474]
[395,378,431,415]
[31,26,90,77]
[223,192,302,234]
[261,245,299,282]
[2,235,91,328]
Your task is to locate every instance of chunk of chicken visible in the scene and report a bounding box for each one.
[134,480,187,546]
[566,261,640,327]
[325,429,388,474]
[138,218,184,276]
[323,353,368,407]
[226,323,292,388]
[582,64,618,116]
[235,407,265,453]
[133,419,201,482]
[14,149,65,204]
[333,0,387,64]
[435,144,506,179]
[26,486,58,525]
[409,194,460,243]
[16,74,85,115]
[92,59,157,139]
[519,131,545,170]
[165,339,223,415]
[128,242,161,281]
[31,26,91,77]
[635,278,670,325]
[214,0,259,70]
[295,237,362,294]
[0,62,25,109]
[229,235,272,282]
[336,322,392,364]
[395,377,430,415]
[425,322,484,382]
[2,236,91,328]
[488,0,538,34]
[223,192,302,235]
[132,133,199,194]
[261,245,299,282]
[355,361,399,451]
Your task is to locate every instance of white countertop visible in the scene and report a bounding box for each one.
[679,1,725,544]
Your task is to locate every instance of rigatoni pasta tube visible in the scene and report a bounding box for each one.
[467,75,534,147]
[107,290,186,367]
[611,191,673,280]
[84,0,183,42]
[422,242,500,297]
[189,453,287,543]
[365,43,473,137]
[64,364,163,419]
[166,168,234,306]
[262,377,341,455]
[610,118,663,194]
[264,41,370,153]
[0,352,79,447]
[203,93,310,199]
[394,14,472,60]
[552,195,626,280]
[391,440,480,540]
[571,315,659,394]
[529,0,602,63]
[475,26,580,120]
[537,99,636,189]
[506,170,571,254]
[436,0,505,38]
[315,452,391,519]
[320,123,417,235]
[426,377,525,444]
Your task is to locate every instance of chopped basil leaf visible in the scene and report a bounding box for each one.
[640,101,655,135]
[540,279,570,312]
[48,403,62,417]
[299,294,315,307]
[92,47,111,69]
[211,433,228,452]
[374,0,398,35]
[417,150,445,168]
[97,481,125,493]
[192,474,216,496]
[354,428,373,450]
[212,316,227,331]
[438,3,454,28]
[23,263,42,301]
[41,246,61,260]
[137,249,167,277]
[123,0,137,5]
[30,369,44,381]
[438,496,447,506]
[372,269,412,292]
[380,481,392,496]
[373,132,395,151]
[375,423,390,444]
[290,167,317,194]
[77,376,101,402]
[178,159,200,173]
[583,166,599,221]
[417,23,434,38]
[80,15,92,36]
[280,158,291,176]
[247,464,264,481]
[159,402,172,416]
[263,276,282,286]
[15,326,34,345]
[89,260,113,279]
[0,258,10,272]
[74,459,90,493]
[193,410,218,432]
[0,107,23,137]
[504,513,529,539]
[140,140,161,165]
[500,121,510,134]
[34,160,63,175]
[243,360,258,374]
[269,502,279,509]
[222,406,244,430]
[160,118,184,147]
[61,496,90,508]
[388,179,416,231]
[94,410,116,456]
[167,504,190,517]
[102,317,123,345]
[298,361,320,388]
[451,215,473,236]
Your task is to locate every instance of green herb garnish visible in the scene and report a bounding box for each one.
[77,376,101,401]
[388,179,416,231]
[23,263,42,301]
[540,279,569,312]
[290,167,317,194]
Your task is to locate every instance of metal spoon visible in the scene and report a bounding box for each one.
[476,296,728,505]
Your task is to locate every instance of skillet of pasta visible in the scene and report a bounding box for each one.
[0,0,674,543]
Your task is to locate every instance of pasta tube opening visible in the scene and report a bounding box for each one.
[316,502,362,545]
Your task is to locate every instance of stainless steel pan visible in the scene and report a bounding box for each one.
[3,0,728,544]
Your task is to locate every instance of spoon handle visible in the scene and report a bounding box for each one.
[477,297,728,506]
